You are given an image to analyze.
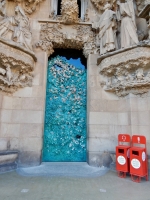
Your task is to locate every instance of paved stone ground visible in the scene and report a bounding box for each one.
[0,163,150,200]
[17,163,109,177]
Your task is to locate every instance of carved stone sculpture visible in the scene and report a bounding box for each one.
[0,39,36,93]
[136,68,144,81]
[91,0,117,11]
[94,2,118,55]
[98,46,150,96]
[61,0,79,24]
[8,0,45,15]
[117,0,139,48]
[0,5,33,51]
[23,0,45,14]
[0,0,6,19]
[13,6,33,51]
[37,23,97,58]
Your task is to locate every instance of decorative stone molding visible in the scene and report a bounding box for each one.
[98,46,150,97]
[37,22,97,58]
[0,38,36,93]
[61,0,79,24]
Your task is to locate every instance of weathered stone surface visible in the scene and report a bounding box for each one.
[88,152,113,168]
[0,154,18,165]
[0,139,8,151]
[18,151,41,167]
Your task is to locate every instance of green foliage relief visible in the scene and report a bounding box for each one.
[43,56,87,161]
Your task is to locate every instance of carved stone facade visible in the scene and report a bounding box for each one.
[0,0,150,173]
[61,0,79,24]
[91,0,117,11]
[8,0,45,14]
[37,22,97,58]
[98,46,150,96]
[0,38,35,93]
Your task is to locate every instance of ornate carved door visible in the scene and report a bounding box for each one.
[43,55,87,162]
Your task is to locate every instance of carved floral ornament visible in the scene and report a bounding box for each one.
[99,46,150,97]
[36,23,98,58]
[0,39,35,93]
[8,0,45,14]
[61,0,79,24]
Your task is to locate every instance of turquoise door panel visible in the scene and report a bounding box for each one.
[43,55,87,162]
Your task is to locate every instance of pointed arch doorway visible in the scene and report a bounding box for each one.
[42,49,87,162]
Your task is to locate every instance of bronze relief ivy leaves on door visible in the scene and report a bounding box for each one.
[43,55,87,162]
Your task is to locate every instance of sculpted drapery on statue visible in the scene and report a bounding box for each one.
[0,4,33,51]
[0,0,6,18]
[13,6,32,51]
[117,0,139,48]
[93,3,118,55]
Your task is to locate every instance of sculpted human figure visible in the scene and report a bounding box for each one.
[0,0,15,38]
[98,2,118,55]
[0,0,6,18]
[117,0,139,48]
[13,6,33,51]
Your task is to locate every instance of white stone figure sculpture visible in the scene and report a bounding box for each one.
[136,68,144,81]
[13,6,33,51]
[117,0,139,48]
[107,77,112,88]
[0,0,14,38]
[6,65,12,82]
[98,2,118,55]
[0,67,6,75]
[0,0,6,18]
[125,71,134,82]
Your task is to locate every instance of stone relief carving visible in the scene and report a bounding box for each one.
[92,2,118,55]
[23,0,45,14]
[0,0,6,19]
[136,0,150,12]
[8,0,45,15]
[37,22,97,58]
[61,0,79,24]
[91,0,117,11]
[99,47,150,96]
[0,5,33,52]
[116,0,139,49]
[0,40,35,93]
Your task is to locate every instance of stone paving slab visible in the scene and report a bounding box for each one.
[0,169,150,200]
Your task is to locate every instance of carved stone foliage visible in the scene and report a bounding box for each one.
[0,39,36,93]
[99,47,150,97]
[91,0,117,11]
[61,0,79,24]
[8,0,45,15]
[23,0,45,14]
[37,22,97,58]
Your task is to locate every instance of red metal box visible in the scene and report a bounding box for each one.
[130,135,148,182]
[116,134,131,178]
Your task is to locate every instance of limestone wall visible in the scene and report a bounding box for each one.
[0,51,47,167]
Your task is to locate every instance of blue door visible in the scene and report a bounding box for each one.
[43,54,87,162]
